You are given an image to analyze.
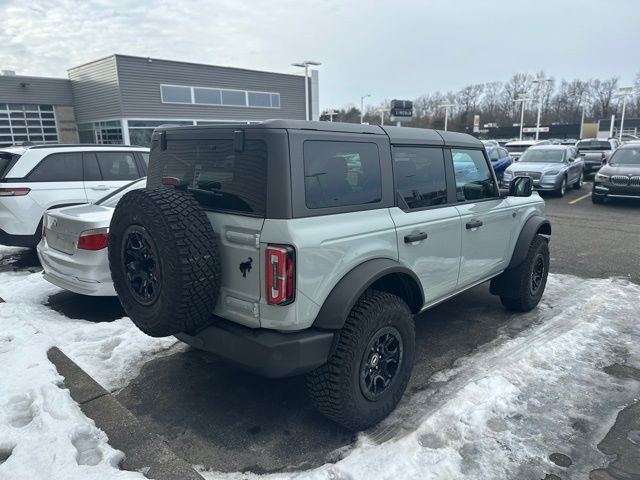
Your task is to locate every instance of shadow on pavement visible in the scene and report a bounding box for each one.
[0,247,41,273]
[116,284,521,474]
[46,291,126,323]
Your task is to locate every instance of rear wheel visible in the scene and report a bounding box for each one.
[499,235,549,312]
[573,171,584,189]
[306,290,415,431]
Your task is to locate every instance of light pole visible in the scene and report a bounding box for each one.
[514,94,529,141]
[292,60,321,121]
[360,94,371,124]
[438,103,455,131]
[376,109,388,126]
[532,77,552,141]
[324,110,338,122]
[618,86,634,140]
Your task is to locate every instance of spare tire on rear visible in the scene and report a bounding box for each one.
[108,187,221,337]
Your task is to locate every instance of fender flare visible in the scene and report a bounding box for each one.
[507,215,551,270]
[312,258,424,330]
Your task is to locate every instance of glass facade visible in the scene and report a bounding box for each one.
[160,85,280,109]
[0,104,58,148]
[78,120,123,144]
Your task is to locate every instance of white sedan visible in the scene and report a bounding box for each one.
[37,178,146,296]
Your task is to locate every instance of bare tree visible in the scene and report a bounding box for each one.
[590,77,619,119]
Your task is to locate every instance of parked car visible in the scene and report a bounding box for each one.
[37,178,146,296]
[486,146,513,180]
[0,144,149,247]
[575,138,619,174]
[502,145,584,197]
[560,139,578,146]
[504,139,551,161]
[106,120,551,431]
[481,139,500,148]
[619,133,639,143]
[592,143,640,203]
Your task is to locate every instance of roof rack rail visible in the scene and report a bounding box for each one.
[24,143,147,149]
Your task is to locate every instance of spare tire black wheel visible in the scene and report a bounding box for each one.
[108,187,221,337]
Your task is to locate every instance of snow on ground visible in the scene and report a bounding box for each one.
[198,274,640,480]
[1,243,639,480]
[0,247,180,480]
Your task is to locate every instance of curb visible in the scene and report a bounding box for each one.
[47,347,204,480]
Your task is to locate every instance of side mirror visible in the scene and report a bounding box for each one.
[568,157,574,163]
[509,176,533,197]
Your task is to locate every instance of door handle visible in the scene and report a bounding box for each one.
[466,219,483,230]
[91,185,109,191]
[404,232,428,243]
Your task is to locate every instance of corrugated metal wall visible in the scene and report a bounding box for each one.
[116,55,306,121]
[68,56,122,123]
[0,75,73,105]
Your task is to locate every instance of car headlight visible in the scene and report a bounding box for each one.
[544,170,560,176]
[502,171,513,179]
[595,173,610,182]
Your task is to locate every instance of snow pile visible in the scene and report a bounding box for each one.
[0,248,180,480]
[198,274,640,480]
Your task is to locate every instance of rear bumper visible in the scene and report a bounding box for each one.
[176,317,335,378]
[0,228,40,247]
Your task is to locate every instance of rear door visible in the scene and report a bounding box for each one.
[389,146,462,304]
[147,129,267,328]
[83,151,143,202]
[451,148,516,287]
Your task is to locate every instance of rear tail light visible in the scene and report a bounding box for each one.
[77,228,110,251]
[266,244,295,305]
[0,188,30,197]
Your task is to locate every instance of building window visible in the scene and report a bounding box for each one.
[160,84,280,109]
[0,104,58,148]
[78,120,123,145]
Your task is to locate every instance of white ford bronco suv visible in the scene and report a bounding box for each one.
[108,120,551,430]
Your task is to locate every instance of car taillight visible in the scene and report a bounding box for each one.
[77,228,110,251]
[0,188,30,197]
[266,244,295,305]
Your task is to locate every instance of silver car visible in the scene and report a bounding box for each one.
[37,178,146,296]
[502,145,584,197]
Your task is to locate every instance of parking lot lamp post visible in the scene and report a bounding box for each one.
[532,78,552,141]
[438,103,456,131]
[515,94,529,141]
[292,61,321,121]
[618,87,634,140]
[360,94,371,124]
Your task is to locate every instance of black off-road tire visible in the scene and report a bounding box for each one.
[499,235,549,312]
[108,187,221,337]
[306,290,415,431]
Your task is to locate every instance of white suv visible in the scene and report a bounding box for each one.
[0,144,149,247]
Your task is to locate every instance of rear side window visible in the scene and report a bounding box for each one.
[0,151,20,178]
[28,153,83,182]
[452,149,498,201]
[303,141,382,209]
[95,152,140,180]
[392,146,447,209]
[149,138,267,216]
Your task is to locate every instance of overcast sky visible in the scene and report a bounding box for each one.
[1,0,637,110]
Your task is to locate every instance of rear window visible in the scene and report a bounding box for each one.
[505,145,530,153]
[576,140,611,151]
[149,138,267,216]
[28,153,83,182]
[0,151,20,178]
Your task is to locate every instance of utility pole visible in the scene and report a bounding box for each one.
[360,94,371,124]
[438,103,455,131]
[532,77,552,140]
[618,86,634,140]
[514,94,529,141]
[292,60,321,121]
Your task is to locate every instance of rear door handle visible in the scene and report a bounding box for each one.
[90,185,109,191]
[466,219,483,230]
[404,231,429,243]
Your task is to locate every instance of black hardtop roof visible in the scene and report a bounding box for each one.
[154,120,483,148]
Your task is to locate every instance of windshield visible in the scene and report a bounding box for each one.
[519,149,565,163]
[96,178,147,207]
[609,148,640,166]
[576,140,611,151]
[0,151,21,178]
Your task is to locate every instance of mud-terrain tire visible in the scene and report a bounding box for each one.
[306,290,415,431]
[108,187,220,337]
[499,235,549,312]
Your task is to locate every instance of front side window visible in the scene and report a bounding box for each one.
[392,146,447,209]
[489,148,501,161]
[28,153,83,182]
[452,149,497,201]
[304,141,382,209]
[95,152,140,181]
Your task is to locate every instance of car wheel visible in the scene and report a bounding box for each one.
[573,172,584,189]
[306,290,415,431]
[108,187,221,337]
[499,235,549,312]
[556,177,567,197]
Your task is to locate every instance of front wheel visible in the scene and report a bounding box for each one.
[556,177,567,197]
[573,171,584,189]
[500,235,550,312]
[306,290,415,431]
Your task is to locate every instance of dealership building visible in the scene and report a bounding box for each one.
[0,54,319,148]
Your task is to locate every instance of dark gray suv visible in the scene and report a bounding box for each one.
[592,143,640,203]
